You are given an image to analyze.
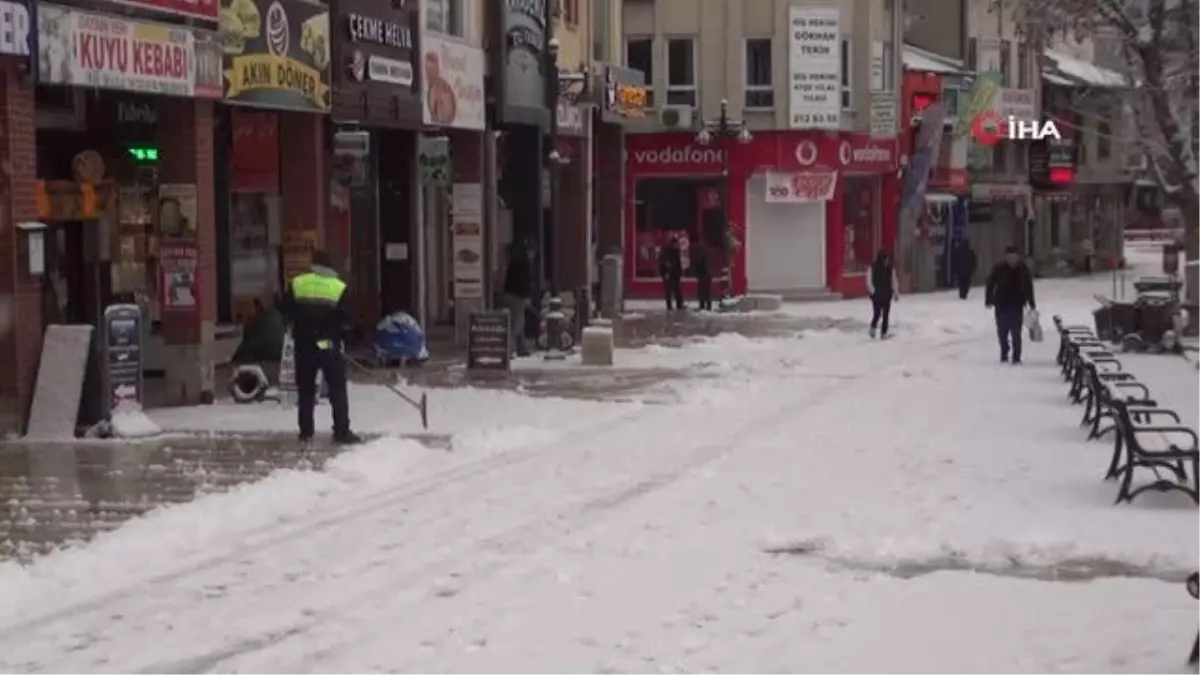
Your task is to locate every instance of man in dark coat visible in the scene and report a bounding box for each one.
[953,240,978,299]
[658,235,684,310]
[866,251,900,339]
[985,245,1036,364]
[502,242,534,357]
[691,239,713,311]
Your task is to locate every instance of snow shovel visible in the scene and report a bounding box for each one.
[344,354,429,430]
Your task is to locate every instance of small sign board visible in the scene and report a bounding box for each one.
[467,310,512,371]
[278,330,325,406]
[103,304,144,413]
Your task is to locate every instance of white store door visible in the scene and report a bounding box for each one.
[746,175,827,292]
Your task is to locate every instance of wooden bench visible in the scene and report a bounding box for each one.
[1109,401,1199,504]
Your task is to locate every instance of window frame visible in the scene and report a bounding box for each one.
[967,37,977,72]
[999,39,1012,86]
[840,38,852,110]
[1096,106,1113,160]
[666,36,697,107]
[743,37,775,110]
[424,0,464,37]
[1017,41,1029,89]
[625,36,656,108]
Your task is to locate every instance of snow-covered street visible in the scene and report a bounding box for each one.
[0,264,1196,673]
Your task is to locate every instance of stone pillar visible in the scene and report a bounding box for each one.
[451,129,484,345]
[155,98,216,404]
[556,146,588,291]
[595,122,623,256]
[0,65,41,434]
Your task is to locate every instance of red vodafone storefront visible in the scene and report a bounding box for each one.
[625,131,897,299]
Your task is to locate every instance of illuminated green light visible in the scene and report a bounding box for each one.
[127,146,160,163]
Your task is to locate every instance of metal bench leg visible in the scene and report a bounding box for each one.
[1190,634,1198,665]
[1106,431,1126,480]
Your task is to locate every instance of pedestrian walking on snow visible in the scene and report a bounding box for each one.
[659,235,684,311]
[866,251,900,339]
[691,239,714,311]
[953,240,977,299]
[985,245,1036,364]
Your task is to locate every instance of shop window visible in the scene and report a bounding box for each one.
[562,0,579,25]
[1017,41,1029,89]
[426,0,464,37]
[667,37,696,106]
[967,38,977,72]
[842,176,878,274]
[626,37,655,107]
[744,38,774,109]
[1097,119,1112,160]
[633,177,722,279]
[992,142,1007,173]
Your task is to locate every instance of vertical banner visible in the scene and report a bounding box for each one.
[451,182,484,299]
[899,102,946,242]
[788,5,841,130]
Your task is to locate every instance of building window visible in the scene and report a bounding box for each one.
[1049,201,1062,248]
[999,39,1012,85]
[842,176,879,274]
[667,37,696,106]
[881,40,894,91]
[744,38,774,109]
[1017,41,1029,88]
[992,142,1007,173]
[1079,125,1089,165]
[840,38,852,109]
[1014,142,1028,174]
[425,0,463,36]
[967,37,977,72]
[1097,108,1112,160]
[562,0,579,26]
[626,37,655,107]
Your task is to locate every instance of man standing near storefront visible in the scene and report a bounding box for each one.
[280,251,361,445]
[985,246,1037,365]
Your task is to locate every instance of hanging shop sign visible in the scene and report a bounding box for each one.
[0,0,30,61]
[220,0,331,112]
[765,171,838,204]
[556,96,587,137]
[788,5,841,130]
[452,182,484,299]
[331,0,419,127]
[36,4,222,98]
[597,64,646,124]
[421,32,485,130]
[491,0,549,128]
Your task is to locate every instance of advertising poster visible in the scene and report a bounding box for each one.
[421,34,486,130]
[220,0,331,112]
[159,239,199,310]
[788,5,841,130]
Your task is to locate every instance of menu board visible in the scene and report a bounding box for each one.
[467,310,511,371]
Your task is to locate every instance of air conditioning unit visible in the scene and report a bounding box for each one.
[659,105,694,129]
[1124,153,1148,171]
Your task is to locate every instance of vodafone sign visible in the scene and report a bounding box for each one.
[838,136,896,172]
[765,171,838,203]
[628,144,725,169]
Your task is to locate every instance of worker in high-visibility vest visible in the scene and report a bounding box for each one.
[279,250,360,445]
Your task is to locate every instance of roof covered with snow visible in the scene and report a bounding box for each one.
[903,44,968,76]
[1042,49,1126,88]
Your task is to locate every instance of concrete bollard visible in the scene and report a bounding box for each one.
[580,320,614,366]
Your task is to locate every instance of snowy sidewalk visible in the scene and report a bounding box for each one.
[0,262,1196,673]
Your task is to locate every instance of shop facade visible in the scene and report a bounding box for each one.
[623,131,898,299]
[550,94,589,293]
[0,0,38,433]
[418,24,487,342]
[591,64,645,276]
[30,0,223,408]
[217,0,331,332]
[328,0,422,330]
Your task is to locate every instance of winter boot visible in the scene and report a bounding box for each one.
[868,326,877,339]
[333,431,363,445]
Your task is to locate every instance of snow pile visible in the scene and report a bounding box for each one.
[109,403,161,438]
[0,436,435,625]
[451,425,562,454]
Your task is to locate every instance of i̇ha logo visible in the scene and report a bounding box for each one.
[971,111,1061,147]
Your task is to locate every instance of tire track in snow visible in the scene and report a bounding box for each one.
[182,335,980,673]
[0,327,878,643]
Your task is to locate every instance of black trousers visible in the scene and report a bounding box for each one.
[871,296,892,335]
[995,306,1024,362]
[295,346,350,438]
[696,274,712,310]
[663,275,684,310]
[957,275,971,299]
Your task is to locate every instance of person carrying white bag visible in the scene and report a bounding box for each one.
[985,245,1037,364]
[1025,307,1044,343]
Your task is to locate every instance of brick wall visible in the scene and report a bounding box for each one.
[155,98,216,343]
[0,65,42,435]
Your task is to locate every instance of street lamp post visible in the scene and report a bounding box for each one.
[696,98,753,300]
